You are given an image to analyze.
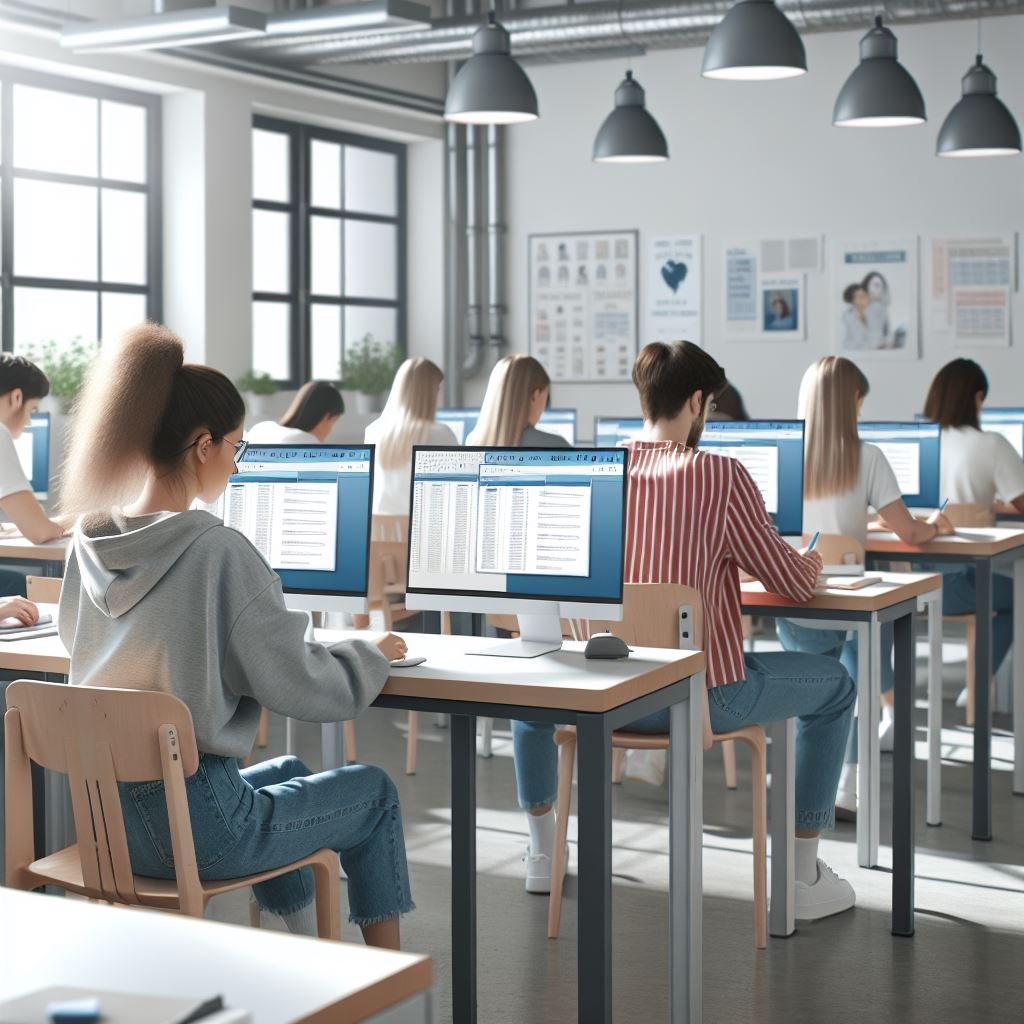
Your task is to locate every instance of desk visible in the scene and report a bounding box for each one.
[741,572,941,938]
[865,528,1024,840]
[0,888,433,1023]
[0,535,67,576]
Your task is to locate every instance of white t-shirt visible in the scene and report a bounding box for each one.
[364,419,458,515]
[0,422,32,500]
[803,442,903,546]
[940,425,1024,506]
[245,421,318,445]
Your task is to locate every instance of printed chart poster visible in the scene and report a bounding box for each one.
[929,237,1013,348]
[724,239,809,341]
[833,238,918,359]
[529,230,638,383]
[646,235,702,345]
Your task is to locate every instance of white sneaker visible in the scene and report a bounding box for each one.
[794,859,856,920]
[523,845,569,894]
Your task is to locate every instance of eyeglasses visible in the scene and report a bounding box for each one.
[176,434,249,462]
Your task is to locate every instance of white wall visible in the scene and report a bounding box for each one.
[499,14,1024,436]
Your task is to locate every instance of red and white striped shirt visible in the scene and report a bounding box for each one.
[624,441,819,688]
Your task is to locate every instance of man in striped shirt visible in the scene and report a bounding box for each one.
[515,342,857,920]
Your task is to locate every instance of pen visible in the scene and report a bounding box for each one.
[936,497,949,515]
[806,530,820,552]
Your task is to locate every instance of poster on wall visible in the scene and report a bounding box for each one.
[928,236,1014,348]
[832,238,918,359]
[529,230,638,383]
[723,238,814,341]
[646,235,702,345]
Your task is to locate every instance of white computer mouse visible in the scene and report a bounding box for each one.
[584,633,631,660]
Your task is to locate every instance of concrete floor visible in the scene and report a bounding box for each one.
[209,634,1024,1024]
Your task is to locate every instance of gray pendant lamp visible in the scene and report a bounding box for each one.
[444,13,538,125]
[593,72,668,163]
[701,0,807,81]
[833,16,925,127]
[937,56,1021,157]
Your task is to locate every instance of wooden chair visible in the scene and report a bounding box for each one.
[807,532,865,569]
[549,584,768,949]
[26,576,61,604]
[4,680,341,939]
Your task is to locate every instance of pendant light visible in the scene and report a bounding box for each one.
[833,16,925,128]
[444,12,538,125]
[593,72,668,164]
[702,0,806,82]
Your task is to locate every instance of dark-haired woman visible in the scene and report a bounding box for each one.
[58,324,413,947]
[247,380,344,444]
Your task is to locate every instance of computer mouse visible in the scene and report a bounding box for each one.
[584,633,631,660]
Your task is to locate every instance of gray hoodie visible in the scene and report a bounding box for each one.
[59,509,390,759]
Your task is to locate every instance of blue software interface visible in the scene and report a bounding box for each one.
[407,447,627,603]
[437,408,480,444]
[219,445,373,597]
[538,409,577,445]
[980,409,1024,458]
[699,420,805,536]
[858,422,941,509]
[594,417,644,447]
[14,413,50,498]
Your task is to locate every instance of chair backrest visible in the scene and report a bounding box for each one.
[804,533,864,567]
[945,503,995,529]
[4,680,203,913]
[26,575,61,604]
[368,515,410,603]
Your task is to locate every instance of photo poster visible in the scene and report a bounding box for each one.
[833,238,918,359]
[928,236,1014,348]
[646,235,703,345]
[529,230,638,383]
[723,238,812,341]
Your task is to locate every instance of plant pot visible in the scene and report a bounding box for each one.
[354,392,385,415]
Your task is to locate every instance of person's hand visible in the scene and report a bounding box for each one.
[0,597,39,627]
[801,550,824,573]
[925,511,955,536]
[372,632,409,663]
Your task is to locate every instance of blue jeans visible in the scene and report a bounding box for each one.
[120,754,414,925]
[926,565,1014,674]
[513,651,855,832]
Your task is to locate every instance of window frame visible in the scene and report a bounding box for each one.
[253,114,407,389]
[0,66,163,354]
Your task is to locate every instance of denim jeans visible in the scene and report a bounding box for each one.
[119,754,414,925]
[513,651,855,832]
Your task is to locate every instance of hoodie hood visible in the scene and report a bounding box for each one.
[74,509,223,619]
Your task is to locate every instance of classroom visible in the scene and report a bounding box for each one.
[0,2,1023,1022]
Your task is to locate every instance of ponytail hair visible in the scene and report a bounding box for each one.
[61,323,245,515]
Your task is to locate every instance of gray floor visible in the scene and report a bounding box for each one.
[210,634,1024,1024]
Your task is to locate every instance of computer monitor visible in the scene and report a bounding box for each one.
[206,444,374,614]
[594,416,644,448]
[858,421,941,509]
[13,412,50,500]
[699,420,805,537]
[406,446,628,657]
[538,409,577,445]
[436,408,480,445]
[980,408,1024,459]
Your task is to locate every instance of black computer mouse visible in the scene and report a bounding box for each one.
[584,633,631,660]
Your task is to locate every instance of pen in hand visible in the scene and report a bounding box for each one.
[806,530,820,553]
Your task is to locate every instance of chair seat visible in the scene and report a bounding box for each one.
[555,723,764,750]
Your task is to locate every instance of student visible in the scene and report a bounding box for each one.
[513,342,858,919]
[58,324,413,948]
[0,356,66,586]
[776,357,952,815]
[364,358,457,515]
[466,355,569,449]
[247,381,344,444]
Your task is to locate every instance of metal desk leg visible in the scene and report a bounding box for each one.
[924,591,943,825]
[973,560,993,841]
[450,714,477,1024]
[670,678,703,1024]
[867,617,881,866]
[892,610,915,936]
[576,712,612,1024]
[286,718,296,756]
[767,717,795,938]
[854,622,879,868]
[1014,559,1024,797]
[320,722,346,771]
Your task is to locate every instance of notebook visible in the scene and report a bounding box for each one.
[0,987,233,1024]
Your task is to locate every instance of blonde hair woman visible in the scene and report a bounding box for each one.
[779,355,951,815]
[364,358,457,515]
[467,355,566,448]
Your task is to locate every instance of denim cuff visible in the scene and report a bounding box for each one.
[797,807,836,832]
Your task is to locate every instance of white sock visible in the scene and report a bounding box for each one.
[838,762,858,796]
[795,836,820,885]
[281,902,318,937]
[526,809,555,858]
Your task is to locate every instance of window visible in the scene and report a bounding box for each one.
[0,69,161,358]
[251,117,406,387]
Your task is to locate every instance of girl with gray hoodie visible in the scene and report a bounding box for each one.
[58,323,413,948]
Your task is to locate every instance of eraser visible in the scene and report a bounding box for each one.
[46,997,102,1023]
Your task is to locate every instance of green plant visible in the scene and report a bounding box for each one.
[235,370,279,396]
[341,335,402,395]
[26,338,98,414]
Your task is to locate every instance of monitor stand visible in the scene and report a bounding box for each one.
[467,613,564,659]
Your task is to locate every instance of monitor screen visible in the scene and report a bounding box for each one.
[980,408,1024,459]
[14,412,50,499]
[699,420,805,536]
[406,447,627,616]
[436,408,480,445]
[858,421,941,509]
[206,444,374,612]
[538,409,577,445]
[594,417,644,448]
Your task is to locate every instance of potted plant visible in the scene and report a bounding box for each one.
[27,338,98,415]
[236,370,278,419]
[341,335,402,414]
